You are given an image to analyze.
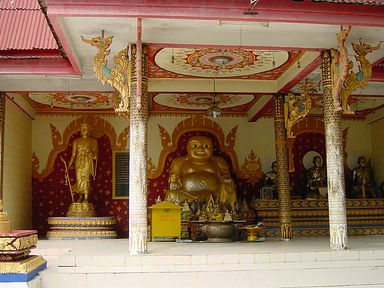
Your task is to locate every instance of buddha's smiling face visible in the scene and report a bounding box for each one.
[187,136,213,160]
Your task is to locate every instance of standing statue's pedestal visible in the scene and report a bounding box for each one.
[46,216,117,240]
[0,230,47,283]
[66,202,96,217]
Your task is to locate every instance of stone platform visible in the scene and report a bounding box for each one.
[46,217,117,240]
[34,236,384,288]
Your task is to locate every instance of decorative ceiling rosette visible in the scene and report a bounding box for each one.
[155,48,289,78]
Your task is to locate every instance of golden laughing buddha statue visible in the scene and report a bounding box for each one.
[165,135,237,204]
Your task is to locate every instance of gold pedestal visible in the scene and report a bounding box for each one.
[240,225,264,241]
[47,216,117,240]
[0,230,38,261]
[0,255,47,282]
[66,202,96,217]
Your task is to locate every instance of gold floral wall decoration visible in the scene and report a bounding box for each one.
[238,150,265,187]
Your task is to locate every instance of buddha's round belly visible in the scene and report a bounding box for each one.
[181,172,219,193]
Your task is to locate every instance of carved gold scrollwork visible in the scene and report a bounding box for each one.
[238,150,265,187]
[81,35,131,118]
[285,79,318,138]
[226,126,238,148]
[158,124,171,148]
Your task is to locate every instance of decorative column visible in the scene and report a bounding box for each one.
[129,43,149,255]
[0,93,4,202]
[321,50,348,250]
[274,94,292,240]
[0,93,11,232]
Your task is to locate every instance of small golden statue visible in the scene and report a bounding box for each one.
[306,156,327,199]
[62,123,98,217]
[165,135,237,204]
[351,156,376,199]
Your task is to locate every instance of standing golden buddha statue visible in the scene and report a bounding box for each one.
[64,123,98,217]
[165,136,237,204]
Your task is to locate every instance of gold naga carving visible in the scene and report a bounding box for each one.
[81,34,131,118]
[238,150,265,187]
[332,26,381,114]
[284,79,319,138]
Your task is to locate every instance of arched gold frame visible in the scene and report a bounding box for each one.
[148,115,240,179]
[32,115,128,181]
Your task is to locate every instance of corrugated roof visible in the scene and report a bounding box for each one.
[0,0,40,10]
[0,0,58,51]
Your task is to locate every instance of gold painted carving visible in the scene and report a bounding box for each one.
[0,255,46,274]
[332,26,351,111]
[0,234,37,251]
[32,116,127,180]
[46,230,117,238]
[48,217,116,226]
[332,26,380,114]
[148,115,241,179]
[81,35,131,118]
[238,150,265,186]
[285,79,319,138]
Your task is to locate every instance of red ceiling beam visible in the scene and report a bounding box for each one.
[45,0,384,27]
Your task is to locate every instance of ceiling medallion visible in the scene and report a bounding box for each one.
[155,48,289,78]
[187,49,257,71]
[28,92,111,109]
[153,93,255,110]
[56,93,107,106]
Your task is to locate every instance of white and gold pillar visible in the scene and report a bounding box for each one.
[129,43,149,255]
[321,50,348,250]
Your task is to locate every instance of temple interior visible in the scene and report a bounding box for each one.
[0,0,384,287]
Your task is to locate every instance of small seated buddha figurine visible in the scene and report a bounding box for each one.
[165,135,237,204]
[306,155,326,199]
[351,156,376,199]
